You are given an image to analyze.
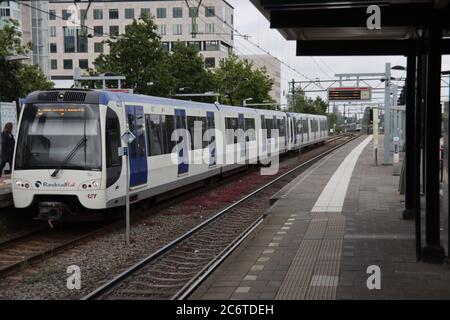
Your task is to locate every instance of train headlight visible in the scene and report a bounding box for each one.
[79,180,101,190]
[15,179,31,189]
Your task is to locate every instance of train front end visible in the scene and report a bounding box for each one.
[12,90,120,221]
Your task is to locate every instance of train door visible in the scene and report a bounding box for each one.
[175,109,189,176]
[298,118,305,145]
[293,117,298,146]
[284,116,288,148]
[308,118,313,141]
[126,105,148,188]
[260,115,266,154]
[206,111,216,167]
[272,115,278,152]
[238,113,246,160]
[289,116,294,148]
[316,119,319,140]
[304,118,310,143]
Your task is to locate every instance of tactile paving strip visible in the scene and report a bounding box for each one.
[275,239,322,300]
[276,214,345,300]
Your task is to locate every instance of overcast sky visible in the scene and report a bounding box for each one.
[229,0,450,106]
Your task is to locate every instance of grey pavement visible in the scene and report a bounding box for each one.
[191,135,450,300]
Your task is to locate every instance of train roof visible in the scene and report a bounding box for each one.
[24,89,219,111]
[286,112,327,119]
[215,104,258,114]
[25,90,328,119]
[116,92,219,111]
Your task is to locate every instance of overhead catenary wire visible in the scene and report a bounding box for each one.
[196,1,316,83]
[20,0,327,93]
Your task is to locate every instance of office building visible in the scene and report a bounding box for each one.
[48,0,235,80]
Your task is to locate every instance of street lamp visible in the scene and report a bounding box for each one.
[392,65,406,71]
[243,97,253,107]
[0,55,29,62]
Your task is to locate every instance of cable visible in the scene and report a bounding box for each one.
[21,0,318,83]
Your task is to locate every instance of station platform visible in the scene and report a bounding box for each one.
[191,135,450,300]
[0,176,12,208]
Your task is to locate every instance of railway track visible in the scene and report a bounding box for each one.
[0,223,114,277]
[83,134,358,300]
[0,134,354,283]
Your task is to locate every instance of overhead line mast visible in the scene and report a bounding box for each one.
[184,0,204,38]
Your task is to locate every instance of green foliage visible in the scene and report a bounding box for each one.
[327,112,338,133]
[93,15,174,96]
[91,16,274,106]
[287,86,328,115]
[168,42,215,100]
[213,54,274,107]
[0,20,53,102]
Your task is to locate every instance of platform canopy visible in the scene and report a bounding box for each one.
[250,0,450,55]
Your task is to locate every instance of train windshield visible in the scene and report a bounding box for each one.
[15,104,101,171]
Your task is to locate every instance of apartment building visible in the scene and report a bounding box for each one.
[0,1,21,28]
[240,54,282,105]
[0,1,50,77]
[48,0,235,80]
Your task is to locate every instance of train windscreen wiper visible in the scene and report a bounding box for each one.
[50,137,88,178]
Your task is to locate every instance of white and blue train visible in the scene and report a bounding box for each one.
[12,90,328,221]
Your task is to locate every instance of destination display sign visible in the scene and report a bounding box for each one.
[328,87,372,101]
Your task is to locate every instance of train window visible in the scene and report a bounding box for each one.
[106,108,122,188]
[277,119,285,137]
[265,118,272,138]
[297,119,302,134]
[291,118,297,140]
[225,117,238,144]
[165,115,176,153]
[245,118,256,141]
[187,116,207,150]
[205,113,215,148]
[302,119,309,135]
[145,114,166,156]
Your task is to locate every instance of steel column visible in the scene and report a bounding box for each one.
[403,50,417,221]
[384,63,392,165]
[422,25,445,263]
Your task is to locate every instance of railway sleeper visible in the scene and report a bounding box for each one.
[128,281,184,290]
[137,275,194,283]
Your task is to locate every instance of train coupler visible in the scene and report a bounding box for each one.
[36,202,72,222]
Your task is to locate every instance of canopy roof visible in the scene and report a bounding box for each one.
[250,0,450,55]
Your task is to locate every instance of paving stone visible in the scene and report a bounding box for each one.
[192,136,450,301]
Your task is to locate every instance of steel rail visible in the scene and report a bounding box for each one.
[83,134,358,300]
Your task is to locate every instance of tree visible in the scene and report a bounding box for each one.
[93,14,174,96]
[214,54,274,107]
[312,96,328,115]
[0,20,53,102]
[288,86,328,115]
[167,41,215,100]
